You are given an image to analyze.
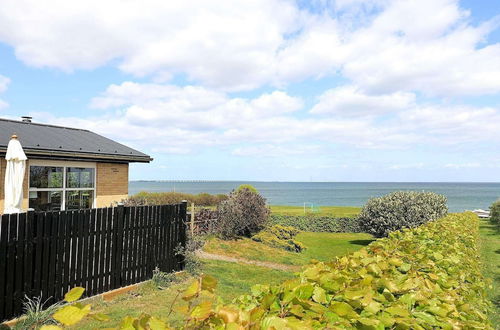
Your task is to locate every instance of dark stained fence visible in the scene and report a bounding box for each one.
[0,203,187,322]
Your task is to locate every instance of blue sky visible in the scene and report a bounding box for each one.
[0,0,499,182]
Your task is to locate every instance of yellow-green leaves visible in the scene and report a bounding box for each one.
[201,274,217,293]
[53,304,91,326]
[64,286,85,302]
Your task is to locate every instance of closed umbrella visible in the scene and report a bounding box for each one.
[4,135,27,214]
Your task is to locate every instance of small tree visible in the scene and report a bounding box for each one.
[216,186,269,239]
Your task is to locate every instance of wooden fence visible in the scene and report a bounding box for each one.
[0,203,187,322]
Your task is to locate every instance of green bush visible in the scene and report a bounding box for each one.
[183,212,492,328]
[215,187,270,239]
[359,191,448,237]
[490,199,500,226]
[251,225,305,252]
[122,191,228,207]
[269,214,363,233]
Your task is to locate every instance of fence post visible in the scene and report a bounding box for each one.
[190,203,195,236]
[179,201,188,270]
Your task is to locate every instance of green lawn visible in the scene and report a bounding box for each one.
[203,231,374,266]
[479,219,500,327]
[270,205,361,217]
[70,260,294,329]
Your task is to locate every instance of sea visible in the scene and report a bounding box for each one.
[129,181,500,213]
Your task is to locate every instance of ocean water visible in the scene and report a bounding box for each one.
[129,181,500,213]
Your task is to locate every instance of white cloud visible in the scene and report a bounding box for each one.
[232,144,321,157]
[444,163,481,169]
[1,0,499,96]
[51,81,500,157]
[0,75,10,109]
[389,163,424,170]
[310,86,415,116]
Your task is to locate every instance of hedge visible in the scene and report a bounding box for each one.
[268,214,363,233]
[180,212,492,328]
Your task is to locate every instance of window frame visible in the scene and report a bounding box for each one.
[29,160,97,211]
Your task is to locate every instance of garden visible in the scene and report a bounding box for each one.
[3,187,499,329]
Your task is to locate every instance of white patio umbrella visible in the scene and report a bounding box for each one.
[4,135,27,214]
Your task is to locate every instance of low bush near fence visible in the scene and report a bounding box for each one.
[490,199,500,226]
[359,191,448,237]
[268,214,363,233]
[123,191,228,207]
[45,212,492,329]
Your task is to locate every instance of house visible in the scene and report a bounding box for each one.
[0,117,152,213]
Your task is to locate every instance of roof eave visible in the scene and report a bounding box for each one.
[0,148,153,163]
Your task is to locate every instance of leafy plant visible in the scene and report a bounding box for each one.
[151,268,177,288]
[359,191,448,237]
[12,296,61,330]
[252,225,306,252]
[269,214,363,233]
[215,187,270,239]
[490,199,500,226]
[39,287,109,329]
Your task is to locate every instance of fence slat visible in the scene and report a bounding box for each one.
[131,206,138,284]
[54,211,65,301]
[47,212,59,304]
[13,213,26,315]
[0,215,9,319]
[81,209,90,295]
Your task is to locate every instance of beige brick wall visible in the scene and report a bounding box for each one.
[95,162,129,207]
[0,158,30,214]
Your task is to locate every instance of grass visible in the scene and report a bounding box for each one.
[479,218,500,327]
[203,231,374,266]
[69,260,294,329]
[270,205,361,217]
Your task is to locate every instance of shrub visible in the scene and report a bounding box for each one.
[359,191,448,237]
[215,187,270,239]
[490,199,500,226]
[236,184,258,194]
[269,214,363,233]
[251,225,305,252]
[122,191,227,207]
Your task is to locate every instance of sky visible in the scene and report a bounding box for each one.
[0,0,499,182]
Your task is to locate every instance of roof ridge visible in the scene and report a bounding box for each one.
[0,117,91,132]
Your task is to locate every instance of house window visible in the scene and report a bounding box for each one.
[29,162,96,211]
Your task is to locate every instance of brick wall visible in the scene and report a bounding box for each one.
[95,162,129,207]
